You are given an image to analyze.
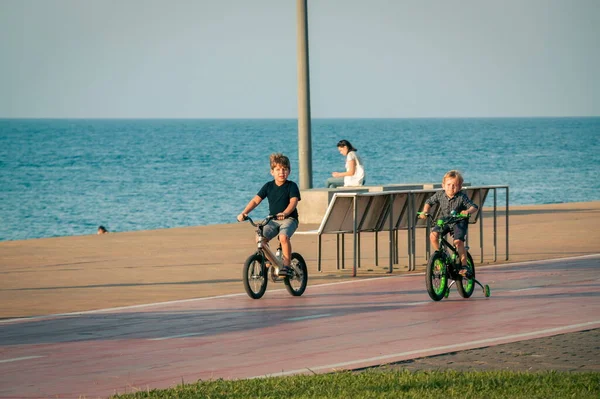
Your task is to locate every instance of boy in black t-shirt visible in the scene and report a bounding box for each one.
[237,153,301,276]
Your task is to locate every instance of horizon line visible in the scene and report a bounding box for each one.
[1,115,599,121]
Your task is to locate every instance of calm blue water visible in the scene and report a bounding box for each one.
[1,118,599,241]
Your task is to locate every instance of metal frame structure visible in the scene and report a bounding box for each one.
[296,186,509,276]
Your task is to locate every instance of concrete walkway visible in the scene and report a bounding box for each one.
[1,201,599,319]
[0,202,599,397]
[1,255,598,397]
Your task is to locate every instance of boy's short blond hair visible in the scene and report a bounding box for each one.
[443,170,464,186]
[270,153,291,170]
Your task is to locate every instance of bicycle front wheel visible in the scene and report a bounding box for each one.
[456,251,475,298]
[284,253,308,297]
[426,251,447,301]
[243,254,268,299]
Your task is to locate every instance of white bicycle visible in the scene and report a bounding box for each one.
[241,215,308,299]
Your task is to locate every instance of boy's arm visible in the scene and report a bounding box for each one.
[277,197,299,220]
[459,194,478,216]
[460,206,477,216]
[419,192,439,219]
[419,203,432,219]
[237,195,263,222]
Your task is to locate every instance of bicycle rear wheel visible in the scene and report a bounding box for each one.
[456,251,475,298]
[284,253,308,296]
[426,251,447,301]
[243,254,268,299]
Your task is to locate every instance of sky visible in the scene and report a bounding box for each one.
[1,0,599,118]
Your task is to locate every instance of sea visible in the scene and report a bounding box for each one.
[1,117,599,242]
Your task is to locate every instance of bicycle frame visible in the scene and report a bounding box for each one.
[253,216,284,269]
[258,240,283,268]
[437,234,462,265]
[428,213,469,267]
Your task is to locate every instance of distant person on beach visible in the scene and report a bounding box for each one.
[237,153,301,277]
[97,226,108,234]
[419,170,478,276]
[325,139,365,188]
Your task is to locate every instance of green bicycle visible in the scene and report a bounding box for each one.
[418,212,491,301]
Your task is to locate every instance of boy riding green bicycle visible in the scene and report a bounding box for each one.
[419,170,478,277]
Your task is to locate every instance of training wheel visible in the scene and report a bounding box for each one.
[444,288,450,298]
[484,285,491,297]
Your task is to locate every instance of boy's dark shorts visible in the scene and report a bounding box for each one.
[432,220,468,241]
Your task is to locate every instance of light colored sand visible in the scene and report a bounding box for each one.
[1,201,598,319]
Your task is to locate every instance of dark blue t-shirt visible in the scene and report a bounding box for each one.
[257,180,301,219]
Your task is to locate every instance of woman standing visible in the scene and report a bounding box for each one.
[325,139,366,188]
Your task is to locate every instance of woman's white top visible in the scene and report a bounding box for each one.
[344,151,365,186]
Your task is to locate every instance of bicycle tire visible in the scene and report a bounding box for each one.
[284,252,308,297]
[243,253,268,299]
[426,251,447,301]
[456,251,476,298]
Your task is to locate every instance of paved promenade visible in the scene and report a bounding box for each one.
[1,252,598,397]
[0,201,598,397]
[1,201,599,319]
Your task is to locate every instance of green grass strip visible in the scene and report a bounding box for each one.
[113,369,599,399]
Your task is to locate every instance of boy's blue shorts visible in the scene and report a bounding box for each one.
[432,220,468,241]
[263,218,299,241]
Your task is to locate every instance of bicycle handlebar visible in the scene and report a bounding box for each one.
[242,215,275,227]
[417,211,470,227]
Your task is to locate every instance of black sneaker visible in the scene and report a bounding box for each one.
[279,266,293,277]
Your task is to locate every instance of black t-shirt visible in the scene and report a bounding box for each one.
[257,180,301,219]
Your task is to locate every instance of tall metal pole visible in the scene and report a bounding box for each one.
[296,0,312,189]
